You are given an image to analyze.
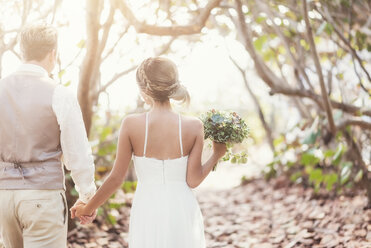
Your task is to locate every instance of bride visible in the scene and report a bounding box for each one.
[72,57,226,248]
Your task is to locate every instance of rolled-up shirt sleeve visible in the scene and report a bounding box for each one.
[52,85,96,203]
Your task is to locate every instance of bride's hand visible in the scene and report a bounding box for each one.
[212,141,227,159]
[78,210,97,225]
[70,203,93,219]
[74,204,90,218]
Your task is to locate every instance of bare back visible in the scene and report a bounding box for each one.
[126,111,201,160]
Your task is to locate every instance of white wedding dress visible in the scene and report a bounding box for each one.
[129,113,206,248]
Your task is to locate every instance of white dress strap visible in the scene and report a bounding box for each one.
[178,114,184,157]
[143,112,149,157]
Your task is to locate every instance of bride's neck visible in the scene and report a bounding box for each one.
[151,100,172,112]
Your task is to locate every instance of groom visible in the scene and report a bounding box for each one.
[0,23,96,248]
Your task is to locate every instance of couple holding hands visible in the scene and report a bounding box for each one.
[0,23,226,248]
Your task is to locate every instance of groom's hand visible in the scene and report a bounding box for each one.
[70,199,85,219]
[70,200,97,224]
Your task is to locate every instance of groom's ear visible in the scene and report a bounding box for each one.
[51,49,57,62]
[47,49,58,71]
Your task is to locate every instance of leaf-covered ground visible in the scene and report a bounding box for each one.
[67,177,371,248]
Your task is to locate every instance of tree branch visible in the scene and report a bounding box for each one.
[303,0,336,134]
[96,64,137,97]
[101,26,129,62]
[78,0,102,134]
[96,37,176,98]
[317,5,371,94]
[233,0,371,118]
[114,0,222,36]
[257,0,315,92]
[337,118,371,130]
[229,54,275,152]
[98,4,116,57]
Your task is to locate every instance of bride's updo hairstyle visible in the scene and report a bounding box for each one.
[136,57,190,105]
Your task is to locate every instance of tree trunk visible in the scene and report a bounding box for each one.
[0,53,3,79]
[78,0,101,136]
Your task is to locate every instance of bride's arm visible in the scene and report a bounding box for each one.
[73,117,133,217]
[186,120,226,188]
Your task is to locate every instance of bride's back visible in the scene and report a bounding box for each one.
[126,111,202,160]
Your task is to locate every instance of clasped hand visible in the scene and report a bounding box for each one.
[70,200,97,225]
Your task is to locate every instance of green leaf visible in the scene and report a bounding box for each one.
[336,73,344,80]
[285,11,297,20]
[97,207,103,216]
[316,22,327,35]
[121,181,137,193]
[309,168,323,184]
[303,130,320,145]
[301,151,320,166]
[332,144,344,165]
[107,214,117,225]
[324,173,338,191]
[290,171,302,182]
[354,170,363,183]
[355,31,367,50]
[340,162,352,185]
[76,39,86,49]
[324,149,335,158]
[336,48,345,58]
[100,126,112,140]
[340,0,350,7]
[314,36,321,44]
[240,157,248,164]
[58,69,65,79]
[300,39,310,50]
[262,48,276,62]
[63,80,71,87]
[324,23,334,35]
[109,203,122,209]
[70,187,78,196]
[273,135,285,147]
[253,35,268,52]
[255,16,266,24]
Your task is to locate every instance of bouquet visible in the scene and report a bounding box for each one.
[200,109,249,169]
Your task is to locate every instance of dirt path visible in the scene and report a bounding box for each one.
[199,179,371,248]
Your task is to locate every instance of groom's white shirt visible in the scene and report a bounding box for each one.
[16,63,96,203]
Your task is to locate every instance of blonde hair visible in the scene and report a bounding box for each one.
[136,57,190,105]
[19,23,58,61]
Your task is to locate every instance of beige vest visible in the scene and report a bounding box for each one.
[0,71,64,190]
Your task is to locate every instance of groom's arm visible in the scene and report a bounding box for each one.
[52,85,96,204]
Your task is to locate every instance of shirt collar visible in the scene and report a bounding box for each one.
[16,63,49,77]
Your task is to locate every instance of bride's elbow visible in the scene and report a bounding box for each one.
[186,179,200,189]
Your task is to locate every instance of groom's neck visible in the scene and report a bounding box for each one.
[24,60,51,74]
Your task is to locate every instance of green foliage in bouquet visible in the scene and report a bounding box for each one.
[201,110,249,169]
[202,110,249,143]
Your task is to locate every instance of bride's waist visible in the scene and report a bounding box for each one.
[137,180,188,186]
[137,179,189,189]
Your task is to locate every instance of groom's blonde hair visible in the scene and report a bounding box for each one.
[19,23,58,61]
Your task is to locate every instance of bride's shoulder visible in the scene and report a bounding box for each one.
[124,112,145,120]
[120,113,145,129]
[180,115,203,131]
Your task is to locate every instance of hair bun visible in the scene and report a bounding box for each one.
[136,57,191,105]
[169,84,190,105]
